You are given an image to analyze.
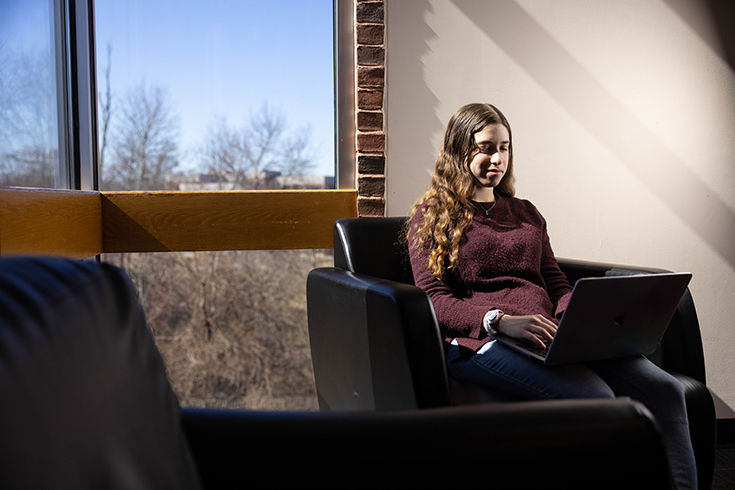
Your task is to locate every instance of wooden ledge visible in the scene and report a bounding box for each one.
[1,188,357,258]
[101,190,357,253]
[0,188,102,259]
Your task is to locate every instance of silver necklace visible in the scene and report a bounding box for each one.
[476,200,496,216]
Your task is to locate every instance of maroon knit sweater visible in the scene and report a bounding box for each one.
[409,195,572,352]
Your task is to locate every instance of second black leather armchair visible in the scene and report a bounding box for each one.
[0,256,672,489]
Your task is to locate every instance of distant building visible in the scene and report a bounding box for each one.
[172,170,335,191]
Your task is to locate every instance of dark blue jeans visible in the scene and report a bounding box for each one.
[447,341,697,490]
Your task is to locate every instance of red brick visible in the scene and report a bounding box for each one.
[358,155,385,174]
[357,89,383,110]
[356,24,384,45]
[358,175,385,197]
[357,66,384,88]
[357,45,384,66]
[357,111,383,131]
[356,2,384,23]
[357,196,386,217]
[356,132,385,153]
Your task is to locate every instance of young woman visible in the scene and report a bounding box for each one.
[407,103,697,489]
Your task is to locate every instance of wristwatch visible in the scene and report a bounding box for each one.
[483,309,505,336]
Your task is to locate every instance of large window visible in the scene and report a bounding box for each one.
[2,0,338,411]
[93,0,336,410]
[0,0,59,188]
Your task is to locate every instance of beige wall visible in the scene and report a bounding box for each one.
[385,0,735,408]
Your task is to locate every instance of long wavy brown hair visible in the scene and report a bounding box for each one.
[408,103,516,279]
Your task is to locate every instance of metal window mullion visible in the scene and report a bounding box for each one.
[54,0,99,191]
[53,0,71,189]
[76,0,99,191]
[335,0,355,190]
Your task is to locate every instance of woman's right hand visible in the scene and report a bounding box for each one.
[497,314,557,349]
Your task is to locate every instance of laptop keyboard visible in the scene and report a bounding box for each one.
[517,338,551,358]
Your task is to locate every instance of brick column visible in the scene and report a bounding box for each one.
[355,0,385,217]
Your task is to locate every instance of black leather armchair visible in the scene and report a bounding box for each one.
[0,256,671,488]
[306,217,716,489]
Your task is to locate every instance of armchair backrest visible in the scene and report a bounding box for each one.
[0,257,202,489]
[334,217,414,284]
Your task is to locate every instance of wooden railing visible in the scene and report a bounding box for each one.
[0,188,358,258]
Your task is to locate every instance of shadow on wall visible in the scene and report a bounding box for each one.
[385,0,443,208]
[451,0,735,269]
[662,0,735,72]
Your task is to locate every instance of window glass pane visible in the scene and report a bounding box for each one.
[104,249,332,410]
[0,0,59,188]
[95,0,335,411]
[94,0,335,191]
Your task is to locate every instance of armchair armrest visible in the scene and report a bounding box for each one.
[558,258,715,490]
[307,267,451,411]
[181,399,671,488]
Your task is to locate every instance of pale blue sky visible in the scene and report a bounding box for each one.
[0,0,54,49]
[94,0,335,176]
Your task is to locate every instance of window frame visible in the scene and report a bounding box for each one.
[335,0,355,190]
[54,0,99,191]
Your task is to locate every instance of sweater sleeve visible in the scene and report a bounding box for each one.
[537,214,573,319]
[408,210,490,341]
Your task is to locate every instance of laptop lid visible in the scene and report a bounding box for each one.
[490,272,692,366]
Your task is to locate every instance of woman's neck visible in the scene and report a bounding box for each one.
[472,187,496,203]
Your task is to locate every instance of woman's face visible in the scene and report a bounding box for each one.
[466,123,510,197]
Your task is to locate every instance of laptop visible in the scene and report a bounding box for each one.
[489,272,692,366]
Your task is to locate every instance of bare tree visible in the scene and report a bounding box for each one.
[278,124,317,179]
[0,148,56,187]
[199,116,246,189]
[200,103,316,189]
[105,81,179,190]
[104,248,332,410]
[0,45,57,188]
